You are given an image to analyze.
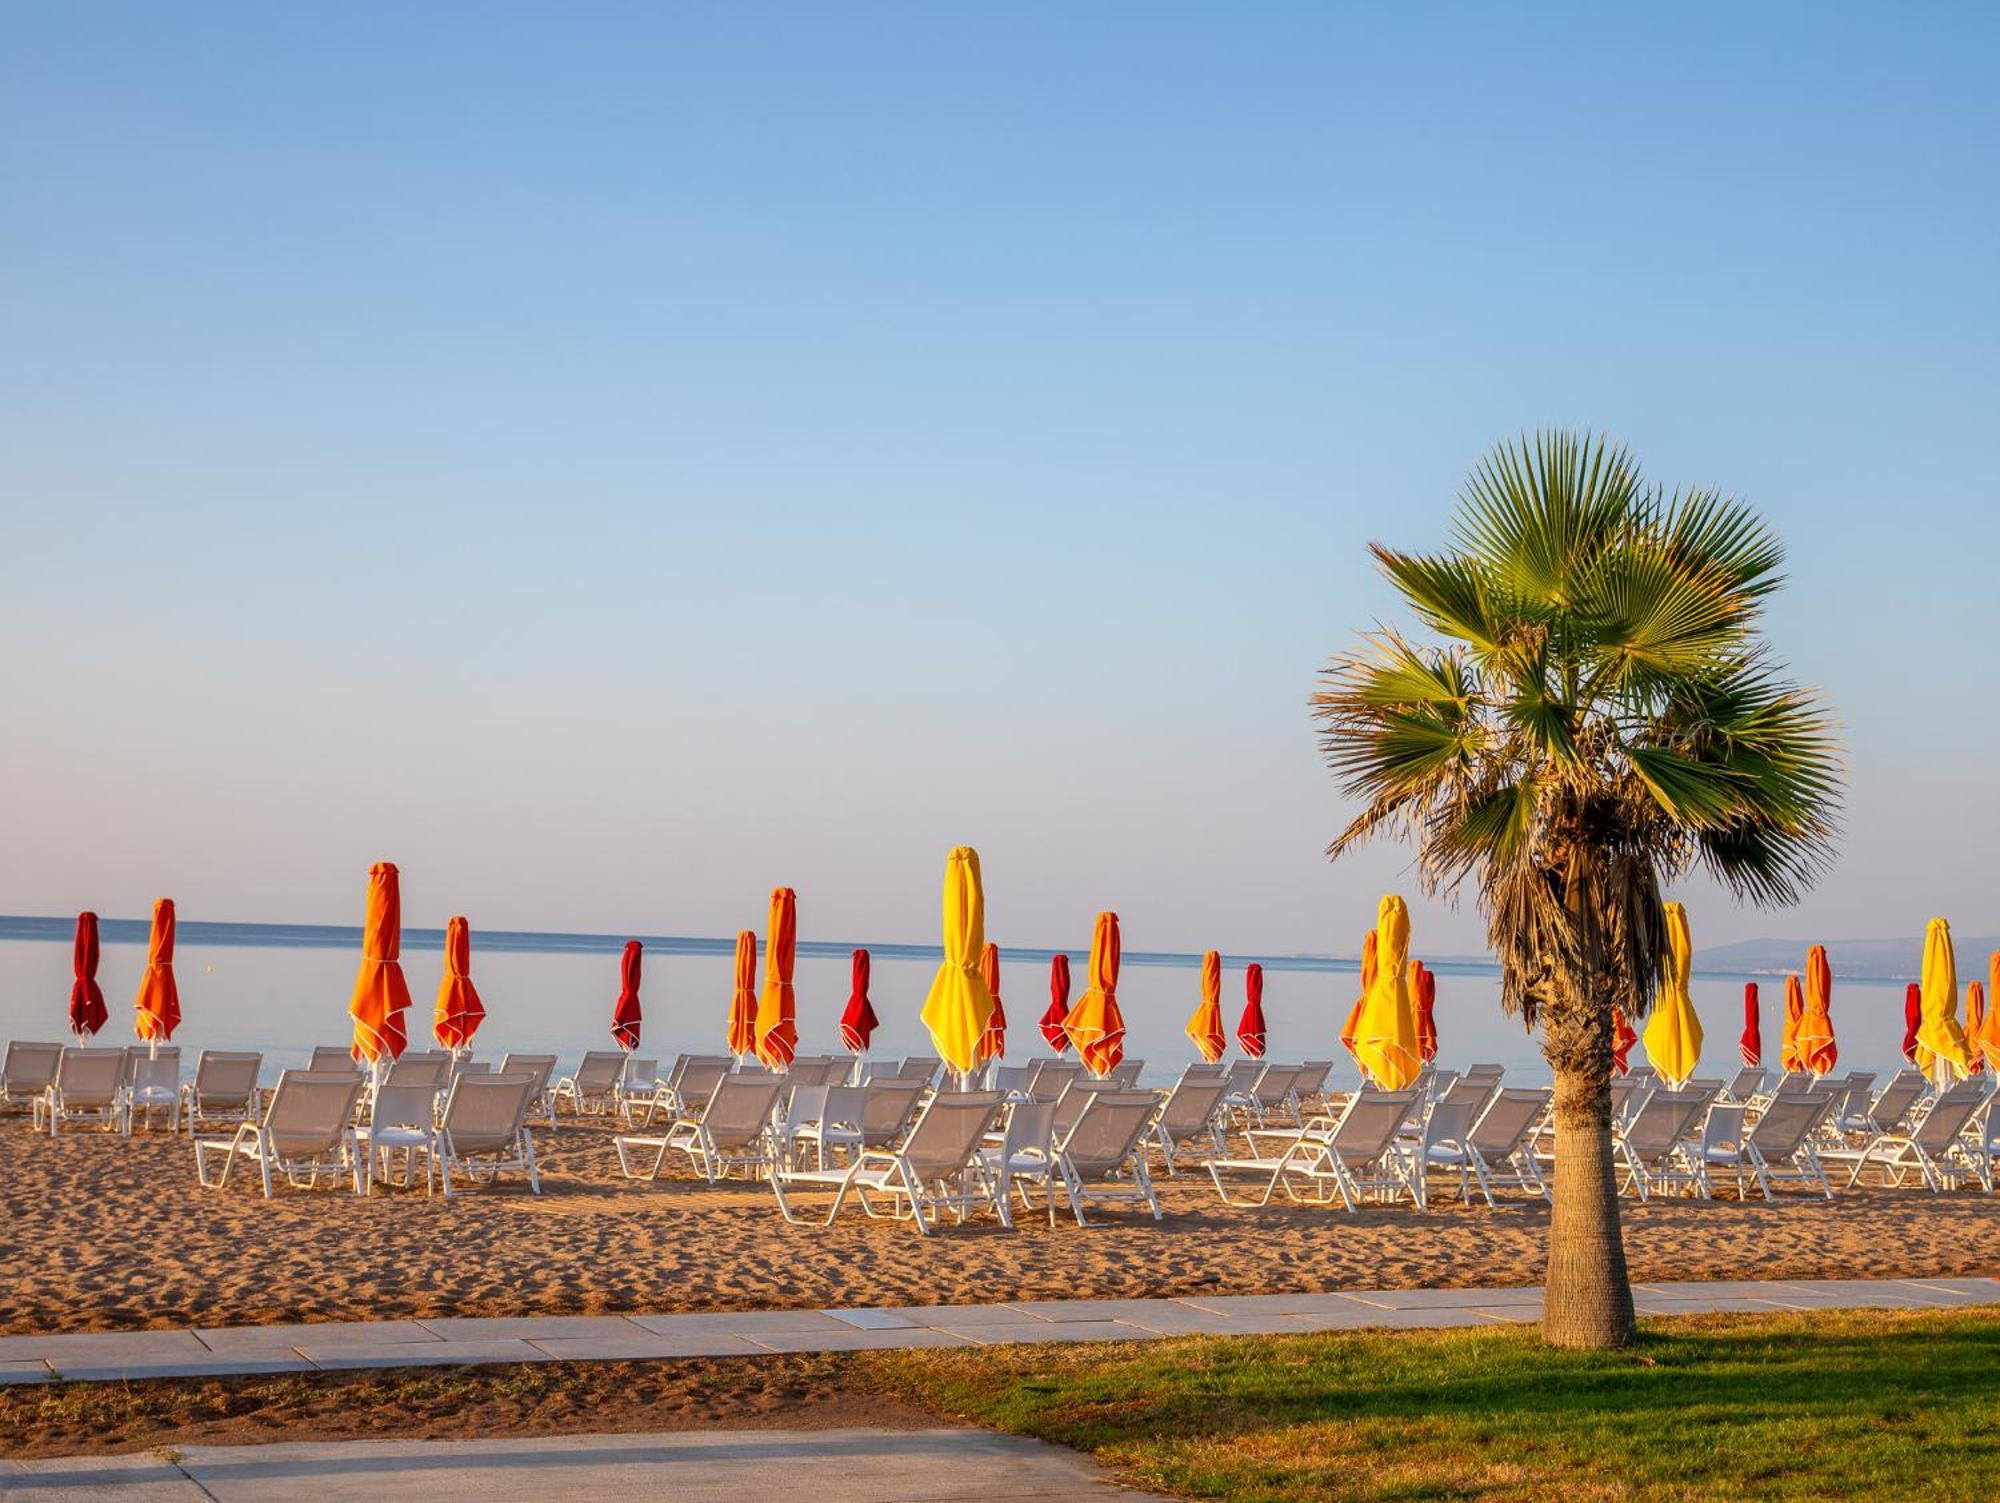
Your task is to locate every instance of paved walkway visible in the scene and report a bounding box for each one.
[1,1275,1994,1385]
[1,1427,1170,1500]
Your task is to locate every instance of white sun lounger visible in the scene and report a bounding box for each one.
[431,1073,540,1197]
[1704,1091,1836,1199]
[2,1041,63,1113]
[1047,1090,1163,1227]
[1140,1075,1230,1175]
[194,1070,366,1196]
[1839,1085,1987,1191]
[497,1053,560,1127]
[1422,1087,1552,1207]
[1210,1089,1422,1210]
[34,1048,128,1135]
[551,1050,626,1118]
[770,1090,1008,1235]
[614,1073,785,1182]
[1616,1088,1714,1200]
[179,1051,263,1136]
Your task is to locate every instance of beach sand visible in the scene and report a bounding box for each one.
[3,1116,1997,1336]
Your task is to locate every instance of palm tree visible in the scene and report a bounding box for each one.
[1311,432,1840,1348]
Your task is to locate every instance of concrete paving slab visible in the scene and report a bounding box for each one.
[0,1331,211,1363]
[301,1339,552,1371]
[821,1306,925,1330]
[1337,1286,1544,1310]
[1772,1278,1955,1302]
[627,1309,855,1337]
[1000,1298,1295,1336]
[1633,1279,1831,1301]
[2,1454,207,1500]
[528,1333,765,1361]
[947,1320,1163,1345]
[891,1303,1057,1327]
[1178,1291,1377,1317]
[56,1356,316,1383]
[417,1316,643,1342]
[1632,1297,1804,1316]
[1284,1306,1511,1332]
[747,1327,975,1353]
[1901,1277,2000,1298]
[0,1360,53,1385]
[199,1321,440,1352]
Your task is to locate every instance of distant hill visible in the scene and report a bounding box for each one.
[1695,935,2000,982]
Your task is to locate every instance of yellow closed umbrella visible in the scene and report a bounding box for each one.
[1348,897,1420,1089]
[1916,917,1970,1084]
[1642,902,1703,1088]
[1796,945,1837,1077]
[920,846,996,1075]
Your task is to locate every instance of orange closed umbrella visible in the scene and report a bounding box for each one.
[1185,950,1226,1064]
[1779,974,1805,1074]
[1981,954,2000,1070]
[1339,931,1378,1064]
[1063,912,1126,1078]
[755,889,798,1069]
[726,931,758,1060]
[1797,945,1837,1077]
[433,915,484,1051]
[977,944,1006,1062]
[133,898,181,1047]
[348,864,411,1065]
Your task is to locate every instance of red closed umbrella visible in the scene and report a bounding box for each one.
[1740,982,1761,1067]
[1902,982,1922,1062]
[1039,954,1071,1051]
[69,912,108,1038]
[1611,1007,1637,1075]
[977,944,1006,1061]
[611,940,643,1050]
[839,948,878,1054]
[1412,960,1438,1063]
[1237,962,1267,1060]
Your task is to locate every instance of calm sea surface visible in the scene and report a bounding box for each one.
[0,920,1921,1086]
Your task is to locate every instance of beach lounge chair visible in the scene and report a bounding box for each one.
[1292,1060,1336,1115]
[551,1050,626,1118]
[989,1063,1033,1097]
[613,1072,786,1183]
[1236,1063,1306,1129]
[1139,1075,1230,1175]
[616,1055,661,1116]
[1422,1088,1552,1207]
[308,1046,362,1074]
[194,1070,366,1196]
[983,1099,1057,1228]
[1041,1090,1163,1227]
[1839,1084,1987,1191]
[357,1079,439,1191]
[1,1041,63,1114]
[778,1084,867,1171]
[1220,1058,1264,1099]
[1026,1058,1084,1102]
[1435,1069,1502,1125]
[895,1056,942,1084]
[498,1052,560,1127]
[794,1078,926,1166]
[1049,1078,1117,1139]
[1722,1066,1765,1103]
[1711,1092,1837,1199]
[124,1051,183,1132]
[1106,1059,1146,1088]
[1835,1070,1926,1140]
[34,1048,128,1135]
[769,1090,1008,1234]
[1615,1089,1714,1200]
[1209,1089,1422,1210]
[431,1073,540,1197]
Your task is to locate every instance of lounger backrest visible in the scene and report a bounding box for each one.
[622,1056,659,1091]
[498,1054,559,1099]
[1426,1068,1462,1101]
[1058,1090,1158,1176]
[572,1051,627,1091]
[673,1056,731,1110]
[1725,1066,1764,1100]
[1051,1079,1115,1137]
[818,1084,867,1132]
[1028,1059,1084,1102]
[990,1064,1033,1095]
[782,1083,830,1130]
[191,1051,261,1103]
[1294,1061,1335,1096]
[1867,1072,1926,1130]
[3,1041,63,1093]
[1438,1073,1498,1121]
[1744,1092,1832,1157]
[371,1081,436,1131]
[998,1098,1055,1163]
[1700,1103,1748,1156]
[1623,1089,1710,1158]
[1107,1059,1146,1087]
[898,1056,943,1082]
[1253,1064,1303,1106]
[1462,1064,1505,1085]
[1420,1097,1478,1151]
[129,1054,178,1095]
[121,1045,180,1087]
[1469,1088,1551,1157]
[858,1079,927,1143]
[1329,1089,1420,1162]
[452,1059,492,1078]
[1223,1060,1264,1094]
[55,1048,125,1104]
[1914,1087,1985,1150]
[1177,1062,1225,1083]
[384,1055,450,1091]
[264,1071,365,1157]
[700,1075,787,1147]
[309,1046,362,1074]
[439,1072,535,1154]
[898,1090,1006,1179]
[1158,1078,1229,1137]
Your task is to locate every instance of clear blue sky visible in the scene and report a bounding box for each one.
[2,4,1995,958]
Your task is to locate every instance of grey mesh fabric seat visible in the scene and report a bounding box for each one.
[614,1073,785,1183]
[1,1041,63,1113]
[432,1073,540,1196]
[1722,1066,1765,1103]
[1715,1091,1836,1199]
[309,1046,363,1075]
[1140,1075,1230,1175]
[34,1048,127,1135]
[800,1078,926,1164]
[181,1052,263,1135]
[551,1050,626,1117]
[1209,1089,1422,1210]
[1423,1088,1551,1207]
[125,1051,183,1132]
[498,1053,560,1127]
[194,1070,366,1196]
[1840,1085,1987,1191]
[770,1090,1008,1235]
[1026,1058,1084,1102]
[1616,1089,1716,1200]
[1046,1090,1164,1227]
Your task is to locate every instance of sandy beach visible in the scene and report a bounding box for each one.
[4,1116,1998,1337]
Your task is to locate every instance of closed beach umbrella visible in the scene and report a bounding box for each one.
[1780,974,1806,1073]
[1339,930,1378,1064]
[1966,983,1988,1075]
[1349,897,1421,1089]
[1185,950,1226,1064]
[1412,960,1438,1064]
[433,915,485,1051]
[919,847,995,1075]
[1739,982,1761,1067]
[1983,954,2000,1070]
[1798,945,1837,1077]
[611,940,643,1051]
[1610,1008,1637,1075]
[977,944,1006,1062]
[839,948,878,1055]
[1901,982,1922,1063]
[1642,902,1703,1088]
[69,911,108,1039]
[1237,962,1267,1059]
[134,897,182,1049]
[1063,911,1126,1078]
[348,865,410,1065]
[726,930,759,1060]
[1039,954,1072,1052]
[755,889,799,1070]
[1915,916,1970,1084]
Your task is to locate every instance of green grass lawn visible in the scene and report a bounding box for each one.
[878,1308,2000,1502]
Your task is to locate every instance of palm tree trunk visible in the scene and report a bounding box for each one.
[1542,1061,1635,1348]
